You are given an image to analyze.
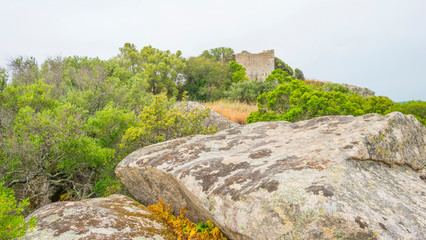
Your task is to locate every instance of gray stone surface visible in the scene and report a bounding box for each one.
[341,83,375,97]
[116,112,426,240]
[23,194,176,240]
[175,101,239,132]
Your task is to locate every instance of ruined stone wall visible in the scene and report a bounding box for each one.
[235,50,274,81]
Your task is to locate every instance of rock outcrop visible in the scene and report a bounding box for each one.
[22,194,176,240]
[116,112,426,240]
[175,101,239,131]
[341,83,375,97]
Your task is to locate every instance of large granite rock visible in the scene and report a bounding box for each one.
[116,112,426,240]
[175,101,239,131]
[22,194,176,240]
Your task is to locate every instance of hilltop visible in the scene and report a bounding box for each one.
[0,44,425,239]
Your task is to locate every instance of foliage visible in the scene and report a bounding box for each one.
[180,56,232,101]
[225,80,275,104]
[1,102,116,207]
[200,47,234,63]
[228,61,248,83]
[8,57,40,86]
[120,94,216,153]
[148,200,227,240]
[322,83,350,94]
[0,79,58,113]
[274,57,293,76]
[0,68,7,92]
[294,68,305,80]
[0,180,37,240]
[85,103,136,148]
[0,44,222,213]
[265,69,292,84]
[360,95,394,115]
[248,78,367,123]
[181,48,242,101]
[114,43,185,97]
[247,77,426,127]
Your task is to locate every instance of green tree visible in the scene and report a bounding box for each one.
[265,69,292,84]
[0,79,58,114]
[0,180,37,240]
[85,103,136,148]
[225,80,275,104]
[9,57,40,86]
[294,68,305,80]
[274,57,293,76]
[181,56,231,101]
[0,68,7,92]
[114,43,185,97]
[200,47,235,63]
[1,101,115,209]
[247,78,366,123]
[322,83,350,94]
[229,61,248,83]
[360,95,394,115]
[120,94,216,153]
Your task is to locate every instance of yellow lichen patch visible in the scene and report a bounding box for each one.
[148,200,227,240]
[323,227,336,240]
[282,216,294,234]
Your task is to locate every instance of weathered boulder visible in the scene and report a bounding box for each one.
[341,83,375,98]
[22,194,176,240]
[175,101,239,131]
[116,112,426,240]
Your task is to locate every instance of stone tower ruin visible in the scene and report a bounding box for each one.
[235,50,274,81]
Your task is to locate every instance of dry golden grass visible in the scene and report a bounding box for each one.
[304,78,331,86]
[203,100,258,124]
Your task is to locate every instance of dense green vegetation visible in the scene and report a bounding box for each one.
[0,180,36,239]
[0,43,424,235]
[247,70,425,125]
[0,44,220,217]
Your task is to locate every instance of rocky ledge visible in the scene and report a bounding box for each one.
[116,112,426,240]
[22,194,176,240]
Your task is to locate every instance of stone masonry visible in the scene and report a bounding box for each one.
[235,50,274,81]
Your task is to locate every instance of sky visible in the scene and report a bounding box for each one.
[0,0,425,102]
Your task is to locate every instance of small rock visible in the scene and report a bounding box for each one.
[22,194,176,240]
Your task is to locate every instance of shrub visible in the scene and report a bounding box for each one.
[148,200,227,240]
[274,57,293,76]
[225,80,275,104]
[0,180,37,240]
[322,83,350,94]
[229,61,248,83]
[247,78,366,123]
[294,68,305,80]
[265,69,292,84]
[120,94,216,153]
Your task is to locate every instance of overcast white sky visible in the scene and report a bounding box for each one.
[1,0,425,101]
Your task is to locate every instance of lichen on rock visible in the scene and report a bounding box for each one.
[22,194,177,240]
[116,112,426,239]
